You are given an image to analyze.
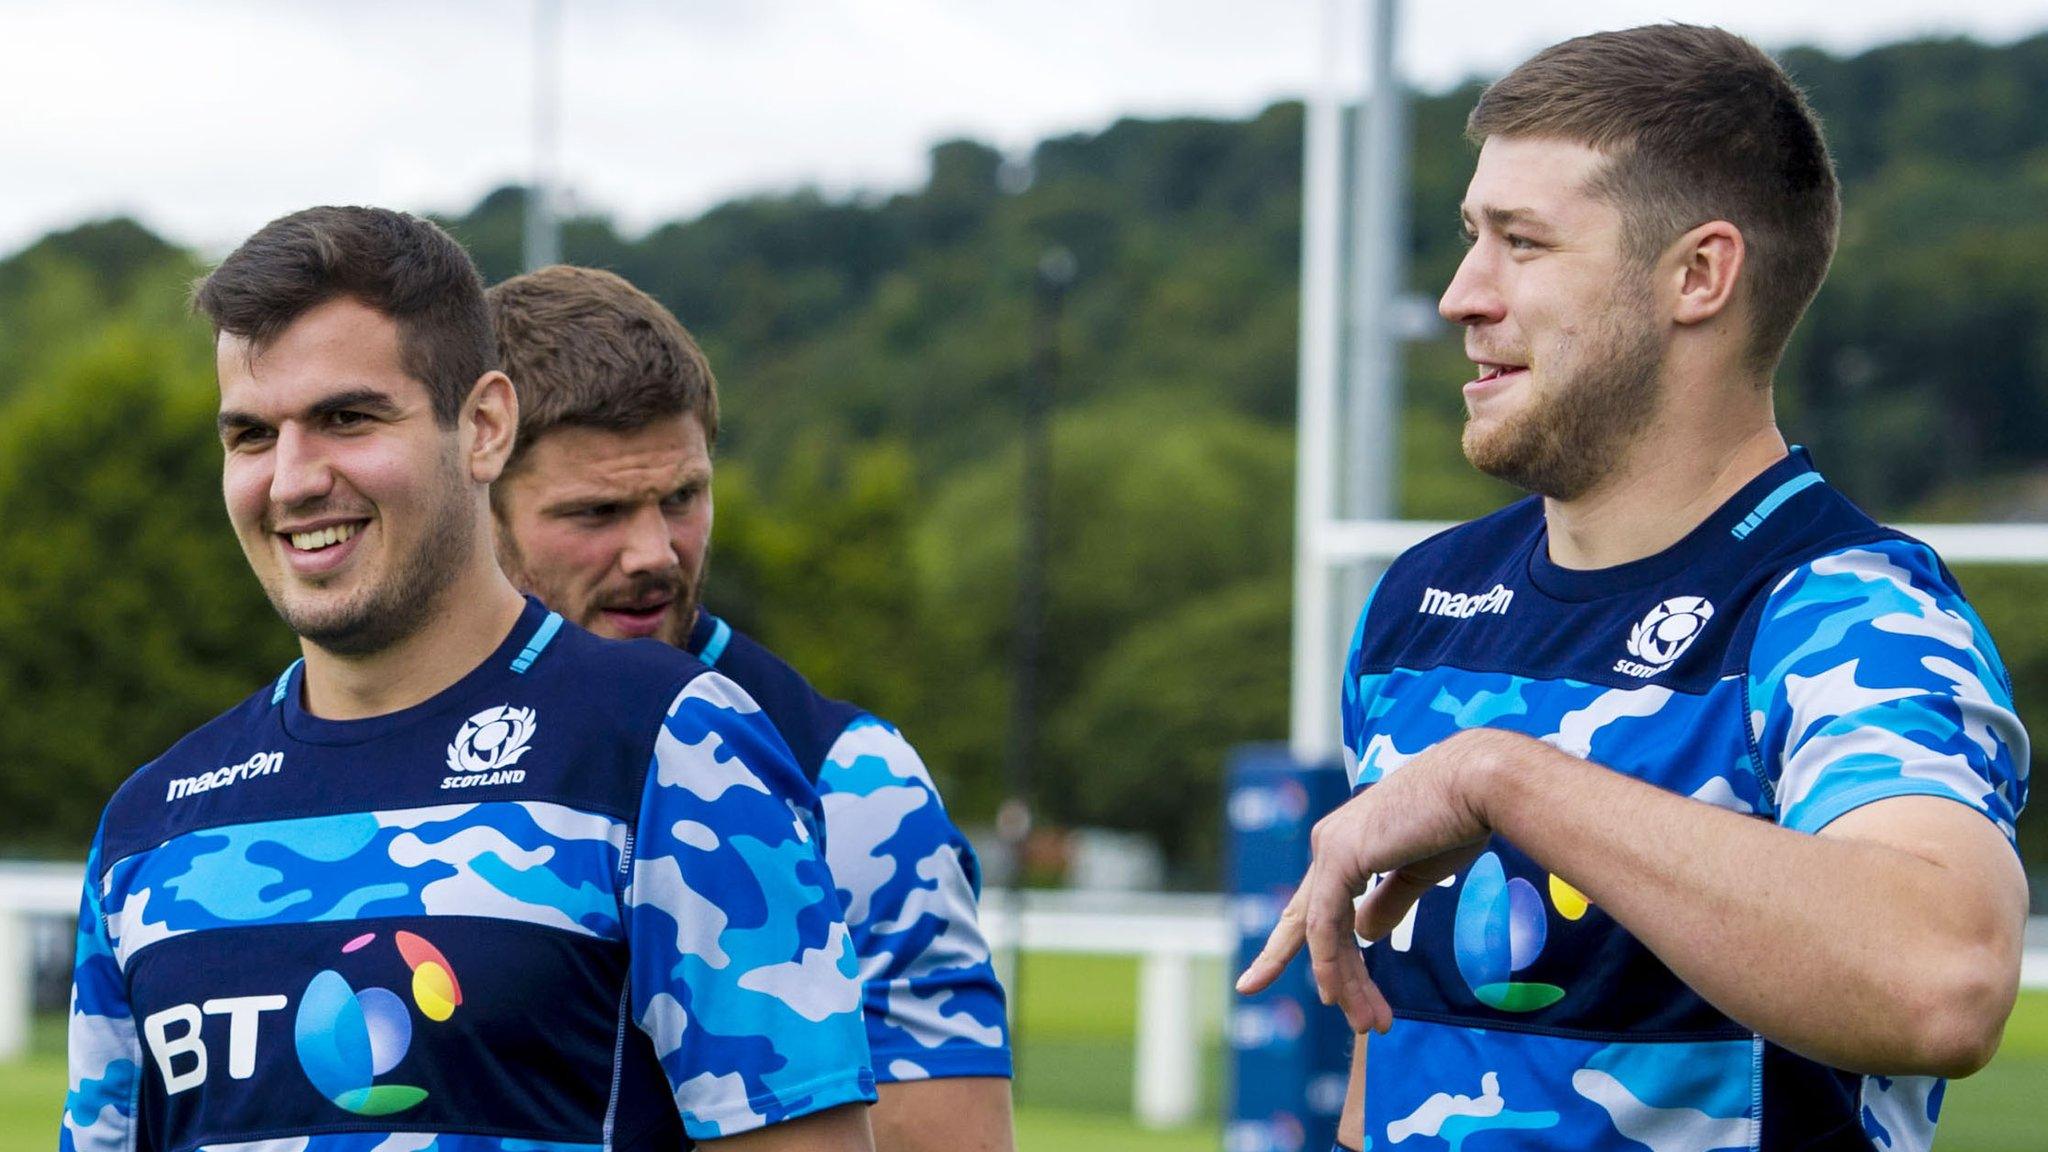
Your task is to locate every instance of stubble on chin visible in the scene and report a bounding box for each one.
[268,453,478,657]
[1462,308,1663,501]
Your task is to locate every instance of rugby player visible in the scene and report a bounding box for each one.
[62,207,876,1151]
[484,265,1014,1152]
[1237,25,2029,1152]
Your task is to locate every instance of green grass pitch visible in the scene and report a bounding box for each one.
[12,954,2045,1150]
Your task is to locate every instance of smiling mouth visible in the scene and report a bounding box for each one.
[282,521,367,552]
[1474,363,1528,382]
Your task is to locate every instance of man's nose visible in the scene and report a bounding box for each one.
[618,505,681,576]
[1439,245,1506,328]
[268,424,335,510]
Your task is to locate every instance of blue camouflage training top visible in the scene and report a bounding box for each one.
[1341,449,2028,1152]
[63,598,874,1152]
[687,610,1011,1083]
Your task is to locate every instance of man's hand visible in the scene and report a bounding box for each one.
[1235,729,1504,1033]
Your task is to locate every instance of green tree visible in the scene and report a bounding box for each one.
[0,331,297,852]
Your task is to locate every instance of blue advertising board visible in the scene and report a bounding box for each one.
[1224,744,1355,1152]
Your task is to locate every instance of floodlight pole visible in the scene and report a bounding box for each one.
[1000,246,1076,1074]
[1290,0,1407,762]
[524,0,563,272]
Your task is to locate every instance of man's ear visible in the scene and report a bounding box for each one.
[463,370,519,484]
[1669,219,1745,328]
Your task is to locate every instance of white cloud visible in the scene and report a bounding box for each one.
[6,0,2044,256]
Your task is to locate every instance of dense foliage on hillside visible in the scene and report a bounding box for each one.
[4,34,2048,881]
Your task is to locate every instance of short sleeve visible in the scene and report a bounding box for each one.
[61,826,142,1152]
[1342,575,1387,790]
[1747,541,2028,842]
[623,671,876,1140]
[817,716,1011,1083]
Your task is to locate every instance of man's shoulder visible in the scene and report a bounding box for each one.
[548,616,710,688]
[98,678,283,850]
[1750,533,1995,676]
[532,616,725,726]
[690,613,865,785]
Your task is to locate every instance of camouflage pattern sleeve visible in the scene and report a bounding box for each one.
[61,826,141,1152]
[816,716,1011,1083]
[1340,577,1384,791]
[1748,540,2029,842]
[623,671,876,1140]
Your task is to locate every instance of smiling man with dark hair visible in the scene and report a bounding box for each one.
[1239,26,2027,1152]
[62,206,876,1152]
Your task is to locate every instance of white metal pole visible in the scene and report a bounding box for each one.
[524,0,563,273]
[1289,0,1352,762]
[0,911,26,1061]
[1343,0,1404,526]
[1134,950,1197,1128]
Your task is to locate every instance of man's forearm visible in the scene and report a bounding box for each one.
[1469,729,2025,1076]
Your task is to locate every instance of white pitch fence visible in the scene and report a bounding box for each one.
[4,865,2043,1130]
[980,889,1231,1129]
[0,862,81,1063]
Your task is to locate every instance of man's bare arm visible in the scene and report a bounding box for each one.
[870,1077,1015,1152]
[1243,728,2026,1078]
[703,1103,874,1151]
[1336,1041,1366,1150]
[1478,732,2026,1075]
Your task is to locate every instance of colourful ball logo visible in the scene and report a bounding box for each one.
[293,930,464,1116]
[1453,852,1566,1012]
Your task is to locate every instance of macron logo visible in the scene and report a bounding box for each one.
[166,752,284,802]
[1418,583,1514,620]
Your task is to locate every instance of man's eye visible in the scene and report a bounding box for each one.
[228,428,274,449]
[1506,234,1539,251]
[327,410,370,429]
[574,505,619,520]
[1458,227,1478,248]
[662,489,699,509]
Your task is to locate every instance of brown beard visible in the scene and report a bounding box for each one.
[496,525,709,649]
[1462,284,1664,500]
[267,440,477,656]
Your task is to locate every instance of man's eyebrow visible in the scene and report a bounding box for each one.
[217,410,266,437]
[307,389,405,419]
[216,389,405,438]
[1480,206,1547,230]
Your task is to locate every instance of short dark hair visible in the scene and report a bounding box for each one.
[193,206,495,426]
[1468,24,1840,373]
[486,265,720,476]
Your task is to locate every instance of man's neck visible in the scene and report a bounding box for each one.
[1544,420,1789,571]
[299,564,529,721]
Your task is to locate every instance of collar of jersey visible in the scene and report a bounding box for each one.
[276,595,556,746]
[1524,446,1819,603]
[686,607,733,668]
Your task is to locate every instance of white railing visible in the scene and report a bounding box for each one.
[0,862,82,1063]
[1313,519,2048,569]
[981,889,1230,1129]
[7,866,2045,1131]
[0,865,1234,1129]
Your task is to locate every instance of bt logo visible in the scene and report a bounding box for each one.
[141,930,464,1116]
[1451,852,1592,1013]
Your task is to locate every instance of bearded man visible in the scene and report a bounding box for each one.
[1239,25,2029,1152]
[486,265,1013,1152]
[63,207,875,1152]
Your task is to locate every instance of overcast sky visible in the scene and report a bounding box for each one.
[7,0,2048,257]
